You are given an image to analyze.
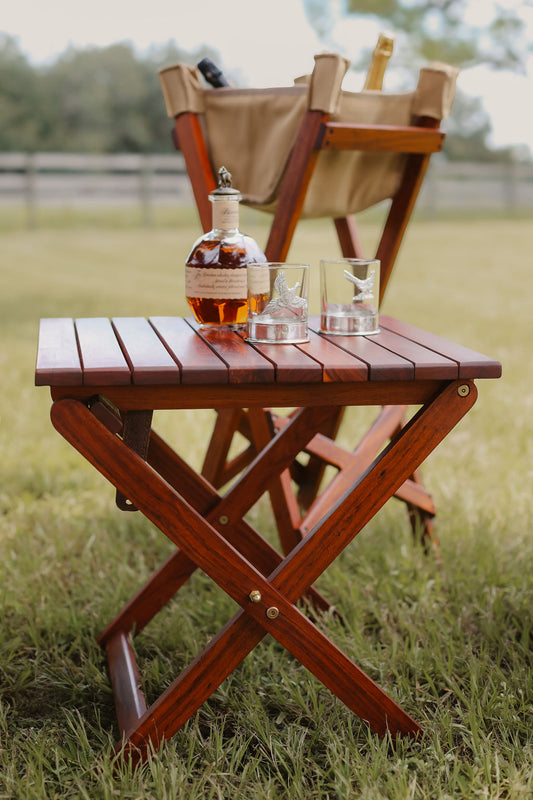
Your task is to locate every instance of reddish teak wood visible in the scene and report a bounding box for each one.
[264,110,327,262]
[318,122,445,154]
[173,112,216,231]
[36,316,501,764]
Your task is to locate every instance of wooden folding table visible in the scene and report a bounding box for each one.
[35,314,501,763]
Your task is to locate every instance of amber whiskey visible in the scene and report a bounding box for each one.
[185,167,266,325]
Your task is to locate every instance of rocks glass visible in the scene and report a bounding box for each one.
[247,263,309,343]
[320,258,380,335]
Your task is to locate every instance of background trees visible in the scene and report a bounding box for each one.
[1,0,532,163]
[303,0,532,162]
[0,35,212,153]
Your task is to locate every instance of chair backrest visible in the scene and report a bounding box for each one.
[159,53,459,301]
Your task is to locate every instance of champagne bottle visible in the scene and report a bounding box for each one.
[363,32,394,91]
[185,167,266,325]
[197,57,230,88]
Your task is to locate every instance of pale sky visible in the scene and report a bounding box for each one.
[2,0,533,154]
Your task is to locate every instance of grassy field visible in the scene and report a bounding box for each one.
[0,208,532,798]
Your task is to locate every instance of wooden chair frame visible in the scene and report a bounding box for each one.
[171,95,446,548]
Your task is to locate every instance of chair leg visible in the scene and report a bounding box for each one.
[215,404,439,555]
[391,413,440,556]
[292,407,346,511]
[405,468,440,556]
[201,408,256,488]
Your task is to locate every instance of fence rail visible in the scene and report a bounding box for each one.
[0,152,190,227]
[1,152,532,227]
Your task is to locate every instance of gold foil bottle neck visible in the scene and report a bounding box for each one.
[363,32,394,91]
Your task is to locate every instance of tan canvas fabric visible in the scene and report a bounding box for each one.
[159,63,205,115]
[204,87,309,207]
[413,62,459,120]
[304,90,414,218]
[158,55,458,219]
[308,53,350,113]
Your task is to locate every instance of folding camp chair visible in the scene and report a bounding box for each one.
[159,53,459,551]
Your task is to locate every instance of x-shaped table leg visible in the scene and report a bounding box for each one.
[97,405,338,644]
[51,379,477,763]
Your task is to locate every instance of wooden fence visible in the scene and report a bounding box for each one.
[0,153,190,227]
[1,152,532,227]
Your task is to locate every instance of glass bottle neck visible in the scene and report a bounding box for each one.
[211,195,240,233]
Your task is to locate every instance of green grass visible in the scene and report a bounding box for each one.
[0,208,532,798]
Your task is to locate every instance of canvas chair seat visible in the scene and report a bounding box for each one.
[159,54,458,219]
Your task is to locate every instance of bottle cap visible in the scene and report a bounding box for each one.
[375,32,394,57]
[210,166,241,198]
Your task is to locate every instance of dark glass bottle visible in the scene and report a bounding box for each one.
[185,167,266,325]
[197,58,230,88]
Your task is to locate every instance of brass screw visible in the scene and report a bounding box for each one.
[266,607,279,619]
[457,384,470,397]
[218,514,229,525]
[249,590,261,603]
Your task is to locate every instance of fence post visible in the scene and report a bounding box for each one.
[139,154,153,227]
[503,162,517,213]
[25,152,37,229]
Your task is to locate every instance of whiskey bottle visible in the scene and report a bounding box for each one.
[185,166,266,325]
[363,32,394,90]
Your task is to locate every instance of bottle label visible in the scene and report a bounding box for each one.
[212,199,239,230]
[186,266,248,299]
[247,265,271,294]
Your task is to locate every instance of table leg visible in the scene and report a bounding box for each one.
[50,380,477,760]
[99,427,332,644]
[120,594,420,764]
[272,382,477,597]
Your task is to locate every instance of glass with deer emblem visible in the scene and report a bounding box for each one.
[247,263,309,343]
[320,258,380,335]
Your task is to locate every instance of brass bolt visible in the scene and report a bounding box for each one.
[457,384,470,397]
[249,590,262,603]
[266,606,279,619]
[218,514,229,525]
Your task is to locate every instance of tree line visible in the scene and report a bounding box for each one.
[304,0,532,163]
[0,31,526,162]
[0,35,211,155]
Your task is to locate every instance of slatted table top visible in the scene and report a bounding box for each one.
[35,315,501,389]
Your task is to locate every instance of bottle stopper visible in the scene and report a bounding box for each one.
[211,166,241,197]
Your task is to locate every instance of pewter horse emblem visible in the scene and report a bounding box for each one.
[264,272,307,314]
[344,269,376,301]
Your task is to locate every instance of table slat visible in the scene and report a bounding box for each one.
[36,316,502,391]
[318,330,414,381]
[150,317,229,385]
[380,316,502,379]
[300,328,368,382]
[76,318,131,386]
[112,318,181,385]
[242,337,323,383]
[369,329,458,379]
[188,320,274,384]
[35,318,83,386]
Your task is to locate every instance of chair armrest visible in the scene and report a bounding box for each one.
[317,122,445,154]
